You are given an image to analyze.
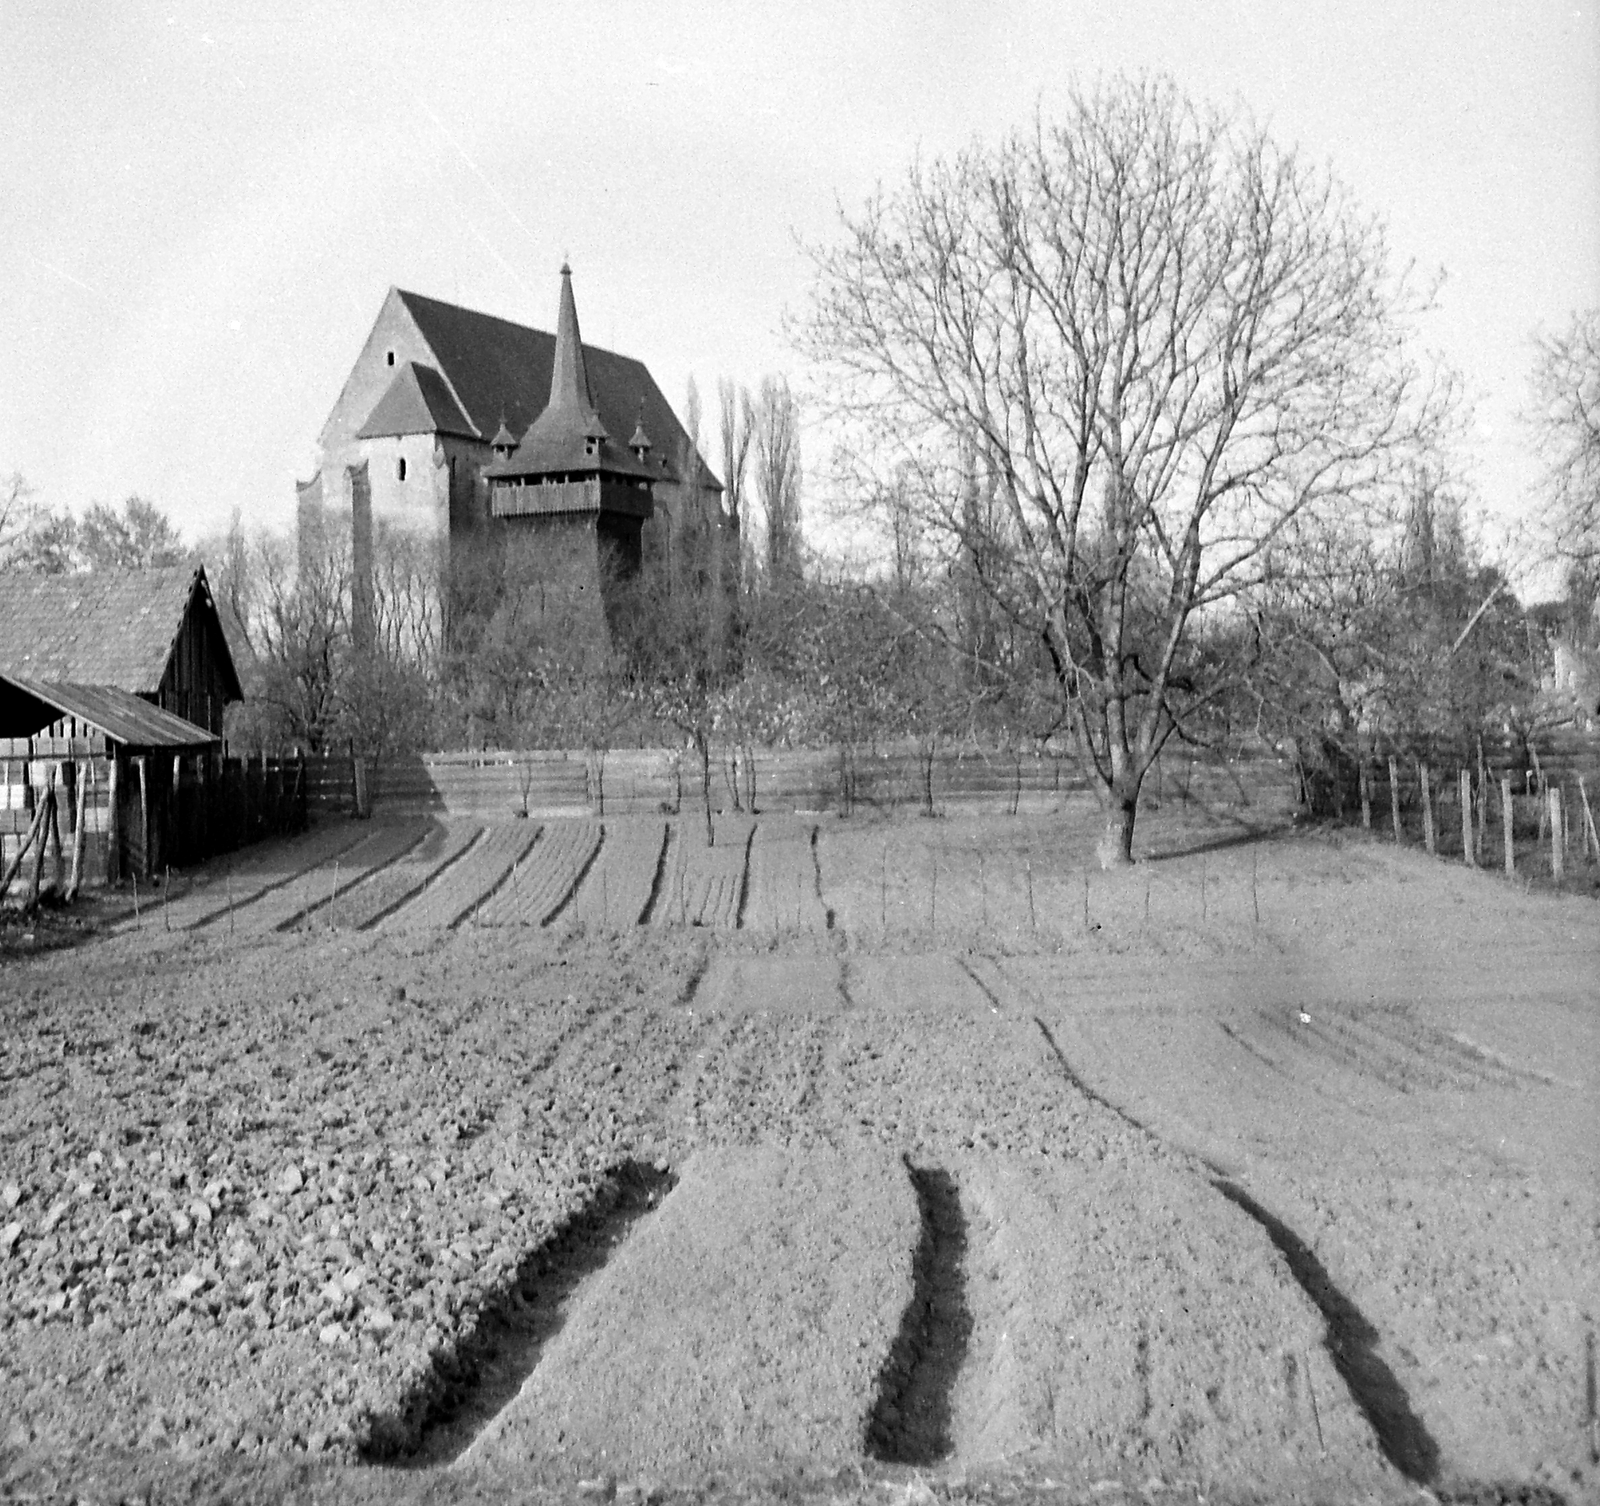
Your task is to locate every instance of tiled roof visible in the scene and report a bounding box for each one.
[0,566,229,695]
[355,361,479,441]
[393,288,721,490]
[0,675,220,749]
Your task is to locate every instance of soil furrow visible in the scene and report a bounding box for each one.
[181,824,371,930]
[538,823,605,926]
[1211,1177,1440,1484]
[867,1163,972,1465]
[361,1160,676,1466]
[354,825,486,932]
[275,825,430,932]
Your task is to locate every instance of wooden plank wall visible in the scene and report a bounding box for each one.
[0,750,307,898]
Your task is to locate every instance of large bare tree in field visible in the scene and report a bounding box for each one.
[800,77,1449,863]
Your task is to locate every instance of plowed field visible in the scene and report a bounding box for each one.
[1,799,1594,1506]
[563,817,670,932]
[377,824,539,932]
[473,821,602,929]
[651,814,756,929]
[338,822,484,932]
[742,817,831,936]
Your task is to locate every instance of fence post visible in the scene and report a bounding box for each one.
[1388,757,1402,842]
[1501,775,1515,878]
[1579,776,1599,862]
[135,755,151,880]
[1460,768,1475,867]
[107,754,121,883]
[1549,786,1564,884]
[1420,762,1435,855]
[1476,736,1489,853]
[66,758,88,901]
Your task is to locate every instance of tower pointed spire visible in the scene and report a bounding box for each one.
[548,261,600,428]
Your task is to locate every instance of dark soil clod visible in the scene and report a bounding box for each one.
[867,1162,972,1465]
[359,1159,677,1468]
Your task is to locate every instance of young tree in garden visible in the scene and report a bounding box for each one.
[620,388,740,842]
[1527,309,1600,568]
[799,75,1451,864]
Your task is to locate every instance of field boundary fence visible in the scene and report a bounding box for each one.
[1298,728,1600,887]
[299,741,1294,823]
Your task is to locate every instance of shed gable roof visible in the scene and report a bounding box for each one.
[391,288,721,490]
[0,566,242,700]
[0,675,220,749]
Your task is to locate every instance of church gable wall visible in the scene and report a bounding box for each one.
[317,292,443,468]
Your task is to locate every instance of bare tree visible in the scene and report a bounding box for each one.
[799,76,1450,863]
[1527,309,1600,569]
[78,496,186,570]
[752,376,803,585]
[249,531,350,753]
[0,472,38,568]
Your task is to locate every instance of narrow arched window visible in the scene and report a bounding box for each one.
[397,457,407,481]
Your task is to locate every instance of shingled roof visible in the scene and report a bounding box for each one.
[356,360,478,441]
[0,566,242,700]
[389,287,720,490]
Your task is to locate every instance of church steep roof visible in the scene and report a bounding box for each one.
[356,361,478,441]
[0,566,242,701]
[391,287,720,490]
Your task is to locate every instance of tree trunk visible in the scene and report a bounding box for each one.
[699,737,714,847]
[1097,792,1138,869]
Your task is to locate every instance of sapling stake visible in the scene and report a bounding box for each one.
[881,839,889,933]
[1026,858,1036,930]
[163,865,171,931]
[1200,856,1208,921]
[1251,848,1259,924]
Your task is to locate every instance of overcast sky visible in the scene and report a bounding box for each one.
[2,1,1596,580]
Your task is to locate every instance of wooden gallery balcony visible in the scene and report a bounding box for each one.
[490,477,654,522]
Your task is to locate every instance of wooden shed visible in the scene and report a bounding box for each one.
[0,565,242,736]
[0,567,302,898]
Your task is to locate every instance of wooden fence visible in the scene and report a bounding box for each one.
[1300,729,1600,883]
[0,751,306,901]
[301,741,1292,821]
